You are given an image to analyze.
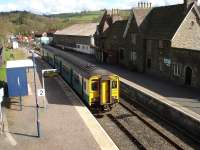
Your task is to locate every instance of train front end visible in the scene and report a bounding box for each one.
[89,75,119,111]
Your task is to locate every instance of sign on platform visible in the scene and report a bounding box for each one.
[37,89,45,97]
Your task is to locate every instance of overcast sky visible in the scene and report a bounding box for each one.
[0,0,190,14]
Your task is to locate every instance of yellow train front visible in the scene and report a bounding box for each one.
[41,46,120,111]
[87,74,119,110]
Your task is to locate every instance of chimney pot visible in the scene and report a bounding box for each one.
[138,2,140,8]
[141,2,143,8]
[147,2,149,8]
[150,3,152,8]
[144,2,146,8]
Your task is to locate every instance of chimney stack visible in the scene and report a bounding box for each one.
[141,2,143,8]
[144,2,146,8]
[137,1,152,8]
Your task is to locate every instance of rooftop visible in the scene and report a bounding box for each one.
[54,23,98,36]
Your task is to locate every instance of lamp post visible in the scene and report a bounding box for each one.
[32,50,40,138]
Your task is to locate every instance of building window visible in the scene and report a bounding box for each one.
[158,40,164,48]
[120,49,124,60]
[147,40,152,55]
[131,33,136,45]
[77,44,80,49]
[173,63,182,76]
[147,58,151,69]
[131,51,137,62]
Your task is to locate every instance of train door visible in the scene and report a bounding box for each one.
[100,80,110,105]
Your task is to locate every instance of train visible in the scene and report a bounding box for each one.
[40,46,120,110]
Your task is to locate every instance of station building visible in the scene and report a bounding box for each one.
[95,0,200,89]
[53,23,98,55]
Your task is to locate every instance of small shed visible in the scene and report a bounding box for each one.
[6,59,34,97]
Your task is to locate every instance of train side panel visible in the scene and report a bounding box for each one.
[48,52,54,67]
[54,56,62,72]
[61,63,72,85]
[82,78,90,106]
[72,71,83,96]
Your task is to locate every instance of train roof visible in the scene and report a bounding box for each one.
[43,46,115,78]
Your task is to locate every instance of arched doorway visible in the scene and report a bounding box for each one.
[185,66,192,86]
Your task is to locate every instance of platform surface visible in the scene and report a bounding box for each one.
[0,52,118,150]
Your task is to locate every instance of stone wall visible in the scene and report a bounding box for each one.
[120,81,200,140]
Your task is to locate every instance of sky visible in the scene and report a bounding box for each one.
[0,0,189,14]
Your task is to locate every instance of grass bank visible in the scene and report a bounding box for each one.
[0,48,26,81]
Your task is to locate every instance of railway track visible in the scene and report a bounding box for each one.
[96,98,198,150]
[119,99,184,150]
[121,90,200,145]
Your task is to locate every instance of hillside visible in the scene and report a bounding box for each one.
[0,11,67,38]
[0,10,130,44]
[48,11,104,22]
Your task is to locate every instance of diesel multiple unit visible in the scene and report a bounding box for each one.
[41,46,119,110]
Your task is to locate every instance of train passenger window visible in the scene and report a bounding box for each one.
[92,81,98,91]
[112,81,117,89]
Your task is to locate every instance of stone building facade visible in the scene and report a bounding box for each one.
[95,0,200,88]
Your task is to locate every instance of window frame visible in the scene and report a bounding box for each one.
[111,80,118,89]
[173,63,181,76]
[91,80,99,91]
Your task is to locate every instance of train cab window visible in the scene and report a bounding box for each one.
[91,81,98,91]
[112,80,118,89]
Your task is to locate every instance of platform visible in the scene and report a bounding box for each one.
[0,53,118,150]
